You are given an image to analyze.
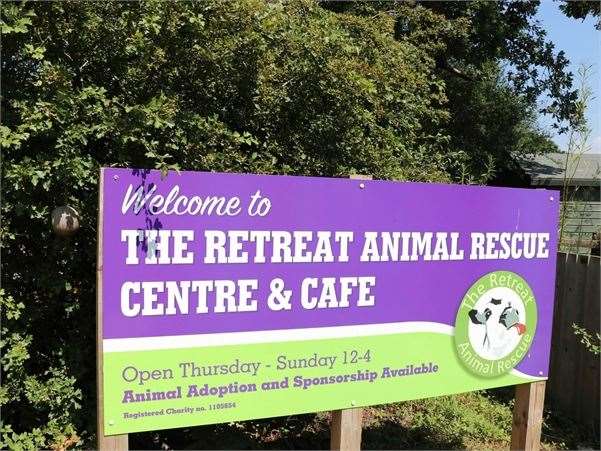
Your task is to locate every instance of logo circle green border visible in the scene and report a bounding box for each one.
[454,271,537,378]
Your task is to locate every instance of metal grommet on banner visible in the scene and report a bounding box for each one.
[359,183,365,189]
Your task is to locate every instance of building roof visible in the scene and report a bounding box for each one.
[519,152,601,186]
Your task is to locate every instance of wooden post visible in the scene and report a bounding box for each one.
[331,408,363,451]
[329,173,371,451]
[97,169,129,450]
[510,381,546,451]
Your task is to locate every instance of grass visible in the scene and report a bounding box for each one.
[129,389,599,450]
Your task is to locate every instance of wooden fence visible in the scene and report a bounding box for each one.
[548,252,600,430]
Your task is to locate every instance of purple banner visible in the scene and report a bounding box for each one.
[101,168,559,377]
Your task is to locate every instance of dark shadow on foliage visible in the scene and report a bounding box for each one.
[129,414,330,450]
[362,418,464,450]
[484,386,600,450]
[129,410,471,450]
[483,386,515,406]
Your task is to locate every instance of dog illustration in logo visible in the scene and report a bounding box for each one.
[469,298,526,359]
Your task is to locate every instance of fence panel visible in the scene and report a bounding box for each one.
[548,253,600,430]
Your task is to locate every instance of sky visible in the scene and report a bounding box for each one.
[536,1,600,153]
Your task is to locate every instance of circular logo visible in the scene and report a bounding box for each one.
[454,271,537,378]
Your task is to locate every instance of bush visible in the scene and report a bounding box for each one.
[1,1,454,447]
[0,1,573,447]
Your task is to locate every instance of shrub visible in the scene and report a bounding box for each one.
[1,1,451,446]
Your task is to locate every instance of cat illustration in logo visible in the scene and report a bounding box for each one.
[469,298,526,359]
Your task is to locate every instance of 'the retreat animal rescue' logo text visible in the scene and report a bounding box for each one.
[454,271,537,377]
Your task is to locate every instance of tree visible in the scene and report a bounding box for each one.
[558,0,601,29]
[0,0,570,448]
[324,0,569,178]
[1,1,451,447]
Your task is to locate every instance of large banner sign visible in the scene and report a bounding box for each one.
[99,168,559,435]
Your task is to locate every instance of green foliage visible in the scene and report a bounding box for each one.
[442,62,558,182]
[0,290,82,450]
[573,324,601,355]
[324,0,566,179]
[131,391,598,449]
[558,0,600,29]
[1,1,447,446]
[0,0,577,448]
[407,394,511,447]
[558,65,596,252]
[327,1,578,131]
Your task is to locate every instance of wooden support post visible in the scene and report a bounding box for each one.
[329,173,371,451]
[510,381,546,451]
[97,169,129,451]
[330,408,363,451]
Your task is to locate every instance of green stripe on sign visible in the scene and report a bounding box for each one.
[103,332,542,435]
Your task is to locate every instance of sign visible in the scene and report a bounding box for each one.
[98,168,558,435]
